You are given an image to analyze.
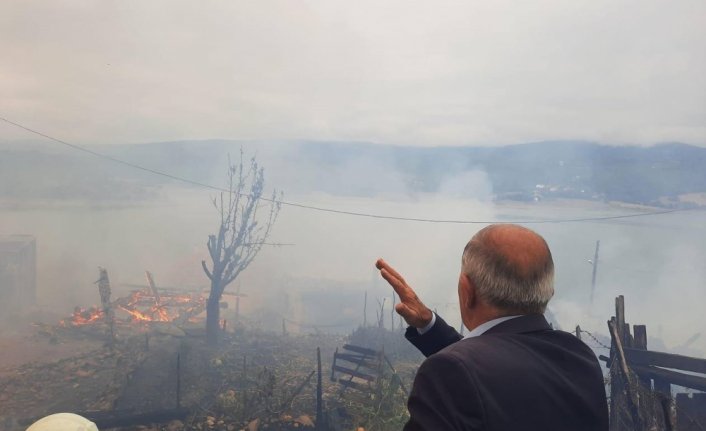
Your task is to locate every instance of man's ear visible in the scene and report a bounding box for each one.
[460,274,476,309]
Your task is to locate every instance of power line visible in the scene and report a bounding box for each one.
[1,115,701,224]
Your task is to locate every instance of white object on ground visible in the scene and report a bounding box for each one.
[26,413,98,431]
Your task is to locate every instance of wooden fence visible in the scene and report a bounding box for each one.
[599,295,706,430]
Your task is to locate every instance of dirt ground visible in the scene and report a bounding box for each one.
[0,320,417,431]
[0,331,101,372]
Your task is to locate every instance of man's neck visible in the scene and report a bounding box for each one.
[463,307,505,332]
[464,315,524,339]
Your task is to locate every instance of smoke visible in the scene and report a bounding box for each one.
[0,141,704,356]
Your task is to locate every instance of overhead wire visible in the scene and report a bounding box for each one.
[1,115,701,225]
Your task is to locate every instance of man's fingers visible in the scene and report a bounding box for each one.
[376,259,406,284]
[380,269,414,301]
[395,303,417,324]
[377,259,419,303]
[395,302,433,328]
[395,302,411,316]
[376,258,431,328]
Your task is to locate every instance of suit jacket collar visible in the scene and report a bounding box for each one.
[483,313,552,336]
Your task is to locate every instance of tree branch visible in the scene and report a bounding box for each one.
[205,149,283,310]
[201,260,213,280]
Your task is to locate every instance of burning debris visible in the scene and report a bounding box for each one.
[65,306,105,326]
[60,269,206,329]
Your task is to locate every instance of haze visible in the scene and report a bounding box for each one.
[1,0,705,146]
[1,0,705,367]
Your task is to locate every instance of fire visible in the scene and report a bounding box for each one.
[61,288,206,326]
[61,306,104,326]
[118,303,172,322]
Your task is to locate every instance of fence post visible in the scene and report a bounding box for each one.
[176,352,181,409]
[316,347,324,430]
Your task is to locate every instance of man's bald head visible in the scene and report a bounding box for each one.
[461,224,554,314]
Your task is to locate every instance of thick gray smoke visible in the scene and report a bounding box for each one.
[0,140,704,357]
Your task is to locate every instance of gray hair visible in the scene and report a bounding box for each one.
[461,229,554,314]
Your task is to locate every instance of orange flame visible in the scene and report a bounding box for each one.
[61,289,206,326]
[61,306,104,326]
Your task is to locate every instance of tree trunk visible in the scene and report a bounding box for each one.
[206,284,221,346]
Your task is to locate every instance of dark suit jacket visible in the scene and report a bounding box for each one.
[404,314,609,431]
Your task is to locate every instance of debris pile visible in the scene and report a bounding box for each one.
[60,288,205,328]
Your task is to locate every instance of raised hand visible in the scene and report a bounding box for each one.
[375,258,433,329]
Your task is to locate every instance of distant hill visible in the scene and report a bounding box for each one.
[2,140,705,207]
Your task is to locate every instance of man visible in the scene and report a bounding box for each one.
[376,224,608,431]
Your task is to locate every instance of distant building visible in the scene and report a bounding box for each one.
[0,235,36,313]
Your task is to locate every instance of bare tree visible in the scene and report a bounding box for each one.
[202,152,281,345]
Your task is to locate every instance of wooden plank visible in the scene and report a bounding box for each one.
[335,352,367,362]
[615,296,625,342]
[632,364,706,392]
[316,347,322,429]
[654,378,671,397]
[330,347,337,381]
[332,365,377,382]
[342,344,379,357]
[623,324,633,348]
[632,325,647,350]
[676,393,706,431]
[334,353,378,368]
[609,319,642,429]
[337,378,368,392]
[624,348,706,375]
[633,325,647,350]
[599,350,677,397]
[632,325,650,388]
[383,354,409,396]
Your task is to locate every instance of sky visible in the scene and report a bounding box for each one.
[1,0,705,147]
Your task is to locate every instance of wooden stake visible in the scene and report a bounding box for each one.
[280,370,316,411]
[331,348,338,381]
[316,347,323,430]
[377,298,386,329]
[235,284,241,320]
[176,353,181,409]
[615,295,625,342]
[609,319,642,430]
[383,354,409,396]
[590,240,600,304]
[97,267,115,349]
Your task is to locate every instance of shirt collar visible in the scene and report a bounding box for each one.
[464,315,524,339]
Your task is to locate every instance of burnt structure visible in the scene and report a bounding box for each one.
[0,235,36,314]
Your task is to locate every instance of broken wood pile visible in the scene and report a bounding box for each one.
[600,295,706,431]
[346,325,422,363]
[60,269,206,330]
[331,344,383,393]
